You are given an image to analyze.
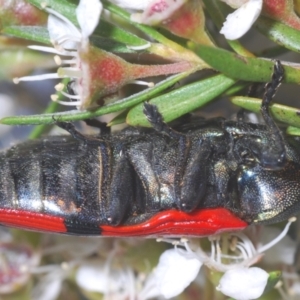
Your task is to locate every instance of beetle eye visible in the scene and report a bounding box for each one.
[259,150,286,170]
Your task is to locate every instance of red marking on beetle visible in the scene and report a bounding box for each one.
[101,208,248,237]
[0,209,67,233]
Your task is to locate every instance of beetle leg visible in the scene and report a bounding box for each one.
[260,60,286,168]
[56,122,85,140]
[143,102,183,139]
[143,102,209,212]
[178,138,211,211]
[84,119,111,135]
[126,141,161,211]
[106,149,134,225]
[56,121,103,145]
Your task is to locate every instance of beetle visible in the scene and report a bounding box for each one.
[0,61,299,237]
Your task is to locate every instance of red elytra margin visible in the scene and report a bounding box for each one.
[0,209,67,233]
[101,208,248,237]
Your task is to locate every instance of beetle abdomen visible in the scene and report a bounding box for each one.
[0,137,106,234]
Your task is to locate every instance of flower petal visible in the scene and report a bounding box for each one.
[76,263,129,294]
[216,267,268,300]
[220,0,263,40]
[154,248,202,299]
[76,0,102,39]
[47,14,80,49]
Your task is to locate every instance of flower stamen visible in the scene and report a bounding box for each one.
[128,80,155,87]
[57,67,81,78]
[13,73,60,83]
[60,91,81,99]
[51,95,81,106]
[54,83,65,91]
[258,217,296,253]
[27,45,65,55]
[54,56,77,66]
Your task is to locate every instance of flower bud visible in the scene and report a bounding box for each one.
[0,0,47,30]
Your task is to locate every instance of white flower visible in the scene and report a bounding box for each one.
[76,263,134,297]
[216,267,268,300]
[153,248,202,299]
[13,0,102,109]
[220,0,263,40]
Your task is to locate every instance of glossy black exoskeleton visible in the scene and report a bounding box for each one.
[0,61,300,236]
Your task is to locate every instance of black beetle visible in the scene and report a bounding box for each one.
[0,61,299,237]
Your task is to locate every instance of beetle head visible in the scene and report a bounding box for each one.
[233,133,286,170]
[235,161,300,224]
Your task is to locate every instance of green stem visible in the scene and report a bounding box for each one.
[28,100,59,139]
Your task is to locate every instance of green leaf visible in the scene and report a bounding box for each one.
[96,20,148,47]
[231,96,300,128]
[287,126,300,135]
[127,74,236,127]
[2,26,139,53]
[27,0,77,24]
[107,110,127,126]
[2,26,50,44]
[0,72,190,125]
[197,45,300,83]
[89,36,138,53]
[256,16,300,53]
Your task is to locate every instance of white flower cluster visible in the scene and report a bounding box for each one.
[72,218,295,300]
[1,217,297,299]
